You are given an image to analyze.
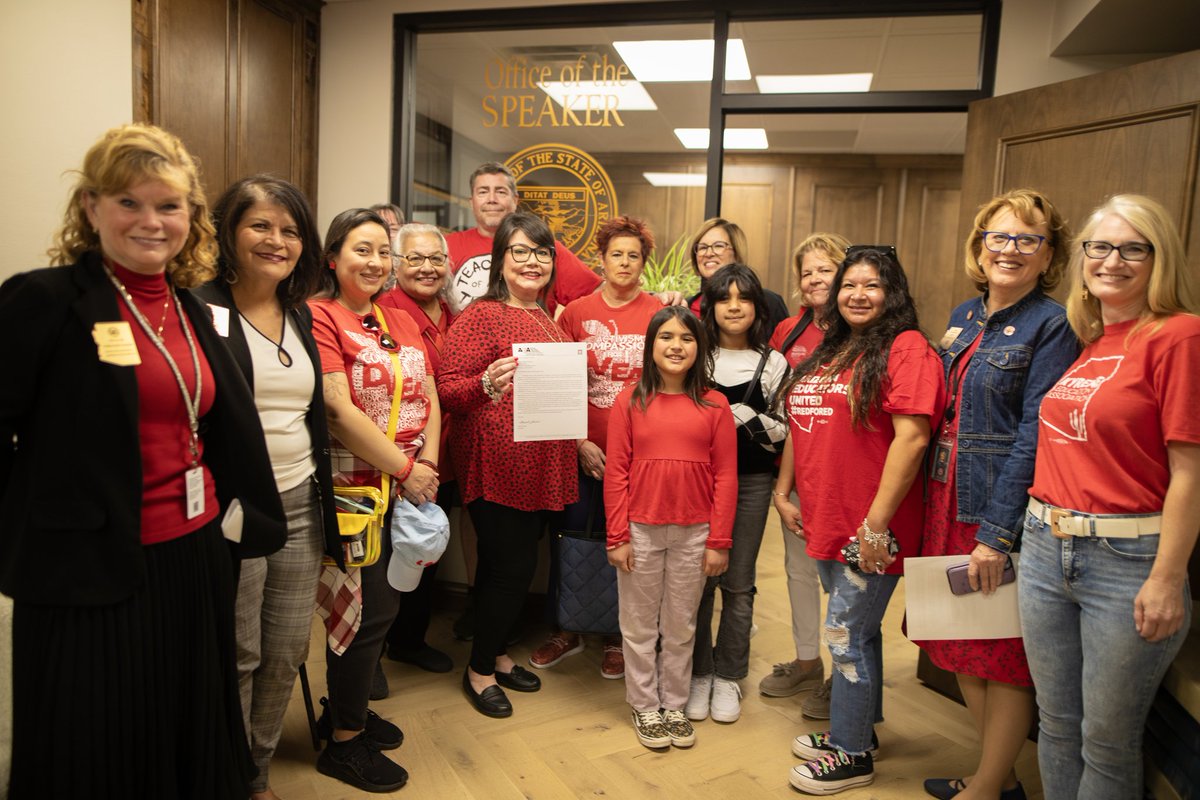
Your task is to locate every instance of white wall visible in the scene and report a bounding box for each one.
[0,0,133,282]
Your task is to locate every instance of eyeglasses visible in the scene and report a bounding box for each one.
[400,252,448,267]
[695,241,732,256]
[981,231,1047,255]
[1082,240,1154,262]
[360,314,398,351]
[845,244,897,260]
[506,244,554,264]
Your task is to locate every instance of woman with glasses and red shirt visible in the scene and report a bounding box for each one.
[438,211,580,719]
[686,217,789,333]
[307,208,441,793]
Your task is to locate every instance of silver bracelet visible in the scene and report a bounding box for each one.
[481,370,501,402]
[861,517,890,548]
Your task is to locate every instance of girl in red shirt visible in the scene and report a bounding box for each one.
[605,306,738,751]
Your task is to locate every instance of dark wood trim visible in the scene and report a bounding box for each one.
[392,20,417,214]
[131,0,157,124]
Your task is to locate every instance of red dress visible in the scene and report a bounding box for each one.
[918,336,1032,687]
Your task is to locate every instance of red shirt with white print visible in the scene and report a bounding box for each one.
[1032,314,1200,514]
[309,298,432,487]
[785,329,944,571]
[445,227,601,315]
[558,291,662,454]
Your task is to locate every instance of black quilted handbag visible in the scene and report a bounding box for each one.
[555,474,619,635]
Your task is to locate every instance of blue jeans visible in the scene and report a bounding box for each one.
[816,559,900,755]
[1018,511,1190,800]
[692,472,773,680]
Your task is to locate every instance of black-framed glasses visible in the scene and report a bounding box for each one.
[981,231,1047,255]
[1082,240,1154,262]
[506,244,554,264]
[361,314,398,351]
[845,244,897,260]
[694,240,732,256]
[400,252,448,267]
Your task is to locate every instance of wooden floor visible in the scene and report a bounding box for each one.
[266,515,1044,800]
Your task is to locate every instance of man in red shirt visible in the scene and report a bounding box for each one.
[446,162,601,316]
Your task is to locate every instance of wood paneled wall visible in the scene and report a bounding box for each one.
[956,49,1200,324]
[132,0,321,205]
[600,153,963,333]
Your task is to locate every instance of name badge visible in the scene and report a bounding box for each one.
[938,326,963,351]
[930,437,953,483]
[208,304,230,338]
[92,321,141,366]
[185,466,205,520]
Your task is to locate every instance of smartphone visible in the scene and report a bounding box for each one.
[946,559,1015,595]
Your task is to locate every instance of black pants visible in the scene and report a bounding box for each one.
[466,498,545,675]
[385,558,439,652]
[325,531,401,731]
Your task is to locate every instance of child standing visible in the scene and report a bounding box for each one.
[687,264,789,723]
[605,306,738,749]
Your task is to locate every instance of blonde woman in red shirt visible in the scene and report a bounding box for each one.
[605,306,738,751]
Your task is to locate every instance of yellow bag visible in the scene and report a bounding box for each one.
[325,304,404,568]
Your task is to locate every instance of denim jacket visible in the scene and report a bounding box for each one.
[939,289,1079,553]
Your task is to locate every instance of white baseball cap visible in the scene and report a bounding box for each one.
[387,498,450,592]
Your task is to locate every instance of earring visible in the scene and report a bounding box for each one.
[1081,285,1090,301]
[328,260,336,270]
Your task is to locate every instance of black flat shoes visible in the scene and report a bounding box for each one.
[494,665,541,692]
[463,670,513,718]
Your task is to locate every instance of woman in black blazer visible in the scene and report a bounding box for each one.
[194,175,341,800]
[0,124,286,799]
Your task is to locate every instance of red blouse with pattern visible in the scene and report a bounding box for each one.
[437,299,579,512]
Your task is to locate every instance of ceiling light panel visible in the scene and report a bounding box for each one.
[673,128,769,150]
[613,39,751,82]
[755,73,874,93]
[643,172,708,187]
[537,80,658,111]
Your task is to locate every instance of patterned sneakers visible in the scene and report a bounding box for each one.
[631,708,670,749]
[660,709,696,748]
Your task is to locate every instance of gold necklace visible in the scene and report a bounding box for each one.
[512,302,565,343]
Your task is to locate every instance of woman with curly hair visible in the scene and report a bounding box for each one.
[773,247,944,795]
[0,124,286,798]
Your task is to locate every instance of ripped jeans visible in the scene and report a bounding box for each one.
[815,559,900,755]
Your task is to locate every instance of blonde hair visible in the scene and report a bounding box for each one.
[688,217,748,274]
[964,188,1070,293]
[1066,194,1198,343]
[49,123,217,288]
[790,232,851,303]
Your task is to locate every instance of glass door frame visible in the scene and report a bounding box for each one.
[389,0,1000,217]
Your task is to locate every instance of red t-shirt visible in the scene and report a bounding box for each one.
[309,298,432,487]
[445,227,601,316]
[604,388,738,549]
[558,291,662,453]
[770,314,825,369]
[1032,314,1200,514]
[437,299,578,512]
[113,264,219,544]
[785,330,944,570]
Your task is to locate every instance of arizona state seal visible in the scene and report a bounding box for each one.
[505,143,617,266]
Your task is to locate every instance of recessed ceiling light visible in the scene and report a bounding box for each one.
[674,128,769,150]
[613,39,751,82]
[643,172,708,187]
[537,80,658,111]
[755,73,874,93]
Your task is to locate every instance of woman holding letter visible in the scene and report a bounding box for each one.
[916,189,1079,800]
[438,211,579,718]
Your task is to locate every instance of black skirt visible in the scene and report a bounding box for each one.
[9,520,254,799]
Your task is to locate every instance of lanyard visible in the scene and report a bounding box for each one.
[104,264,203,466]
[942,323,983,427]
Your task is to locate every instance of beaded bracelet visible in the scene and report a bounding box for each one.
[860,517,891,548]
[481,370,501,402]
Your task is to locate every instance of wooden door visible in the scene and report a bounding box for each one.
[954,49,1200,321]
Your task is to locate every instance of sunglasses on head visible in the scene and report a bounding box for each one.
[361,313,398,351]
[844,244,897,261]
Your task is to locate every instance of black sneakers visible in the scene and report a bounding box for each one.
[316,697,403,750]
[789,750,874,795]
[317,732,408,793]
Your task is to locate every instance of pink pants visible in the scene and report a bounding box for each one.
[617,521,709,712]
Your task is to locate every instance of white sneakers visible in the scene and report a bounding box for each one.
[685,674,713,720]
[685,674,743,722]
[710,677,743,722]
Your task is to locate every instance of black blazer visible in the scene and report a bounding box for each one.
[193,281,343,569]
[0,252,287,606]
